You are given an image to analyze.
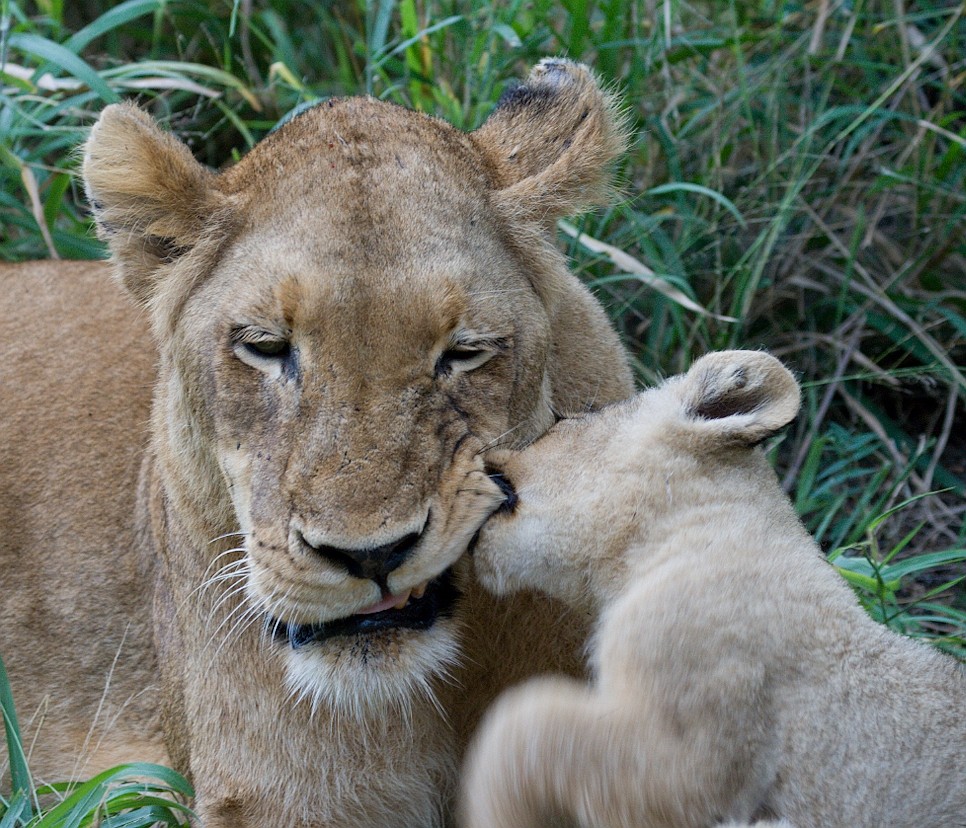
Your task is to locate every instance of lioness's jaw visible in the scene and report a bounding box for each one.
[281,613,466,718]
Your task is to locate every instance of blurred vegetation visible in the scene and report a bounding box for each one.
[0,1,963,647]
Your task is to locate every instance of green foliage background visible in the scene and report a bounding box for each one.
[0,1,964,805]
[2,0,964,644]
[0,0,966,816]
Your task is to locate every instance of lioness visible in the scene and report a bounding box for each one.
[463,350,966,828]
[0,59,633,826]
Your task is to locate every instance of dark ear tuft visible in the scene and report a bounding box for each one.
[492,79,557,114]
[471,58,631,226]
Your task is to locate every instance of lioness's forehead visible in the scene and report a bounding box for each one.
[222,97,491,232]
[216,229,498,321]
[206,97,527,328]
[213,96,513,300]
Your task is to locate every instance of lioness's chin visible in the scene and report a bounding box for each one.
[270,568,464,717]
[282,619,462,719]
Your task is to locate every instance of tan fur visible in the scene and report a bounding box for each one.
[0,59,634,826]
[463,351,966,828]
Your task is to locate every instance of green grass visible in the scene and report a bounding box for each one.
[1,656,194,826]
[0,0,964,774]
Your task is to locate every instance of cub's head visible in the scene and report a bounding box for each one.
[83,59,632,713]
[476,351,801,610]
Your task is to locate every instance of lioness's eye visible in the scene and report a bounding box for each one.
[436,346,494,377]
[244,339,290,359]
[232,328,293,376]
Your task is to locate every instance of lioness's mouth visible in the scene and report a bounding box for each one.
[272,568,459,649]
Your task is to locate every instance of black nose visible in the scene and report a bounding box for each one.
[304,530,422,582]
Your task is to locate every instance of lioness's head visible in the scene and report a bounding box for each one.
[83,60,632,712]
[476,351,801,609]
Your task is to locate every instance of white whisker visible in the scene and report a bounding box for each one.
[195,565,250,620]
[214,599,263,659]
[475,421,529,455]
[207,530,249,545]
[179,548,248,611]
[202,582,254,653]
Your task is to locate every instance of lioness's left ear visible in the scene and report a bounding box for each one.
[679,351,801,445]
[470,58,630,224]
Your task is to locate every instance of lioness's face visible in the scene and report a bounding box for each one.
[167,108,559,708]
[86,60,635,713]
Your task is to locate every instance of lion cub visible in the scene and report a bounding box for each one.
[462,350,966,828]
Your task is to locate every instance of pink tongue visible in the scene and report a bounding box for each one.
[356,592,405,616]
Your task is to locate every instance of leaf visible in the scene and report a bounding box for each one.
[103,61,258,109]
[558,220,737,321]
[19,165,59,259]
[117,77,221,97]
[7,33,118,104]
[267,61,305,93]
[63,0,163,54]
[882,549,966,583]
[646,182,748,228]
[32,765,194,828]
[43,172,71,231]
[834,557,902,595]
[372,16,463,70]
[0,791,31,828]
[0,656,33,822]
[371,0,395,55]
[492,23,522,48]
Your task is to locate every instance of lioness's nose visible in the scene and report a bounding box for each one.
[302,530,422,582]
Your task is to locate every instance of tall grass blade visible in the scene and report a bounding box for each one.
[0,655,33,821]
[63,0,163,53]
[7,33,118,103]
[646,182,748,229]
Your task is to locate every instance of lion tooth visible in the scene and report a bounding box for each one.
[412,582,427,600]
[394,591,411,610]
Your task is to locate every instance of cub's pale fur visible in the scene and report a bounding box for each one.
[463,351,966,828]
[0,60,634,826]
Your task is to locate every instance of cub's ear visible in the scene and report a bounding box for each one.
[83,102,228,306]
[678,350,801,446]
[471,58,630,225]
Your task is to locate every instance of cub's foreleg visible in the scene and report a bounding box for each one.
[462,676,624,828]
[461,675,755,828]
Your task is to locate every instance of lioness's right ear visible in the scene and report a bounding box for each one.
[471,58,630,226]
[83,102,227,305]
[678,350,801,446]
